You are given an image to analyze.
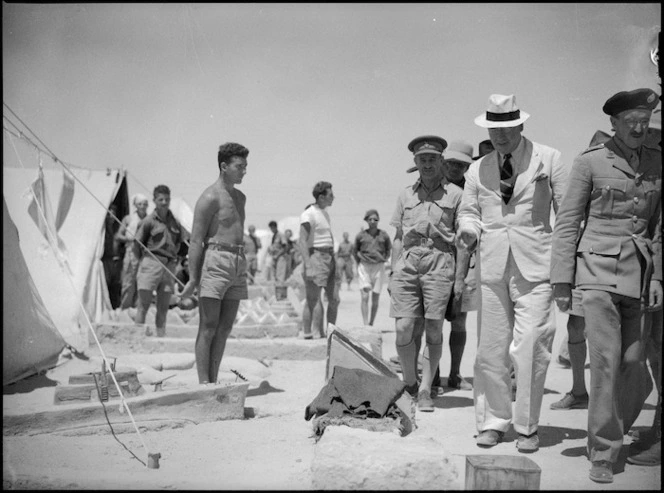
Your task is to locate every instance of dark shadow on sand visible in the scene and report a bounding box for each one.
[3,373,59,395]
[246,380,285,397]
[434,395,474,409]
[533,425,587,448]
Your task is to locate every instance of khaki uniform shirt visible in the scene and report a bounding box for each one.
[390,178,463,252]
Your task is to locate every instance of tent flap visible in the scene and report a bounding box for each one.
[3,197,66,386]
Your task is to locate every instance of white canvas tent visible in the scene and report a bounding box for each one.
[3,197,66,386]
[3,166,129,353]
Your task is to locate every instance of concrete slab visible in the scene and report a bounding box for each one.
[312,426,458,490]
[4,382,249,436]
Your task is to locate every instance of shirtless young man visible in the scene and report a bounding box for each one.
[181,142,249,384]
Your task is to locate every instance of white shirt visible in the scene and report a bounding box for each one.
[300,204,334,248]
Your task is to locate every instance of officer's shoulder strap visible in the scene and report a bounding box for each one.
[580,143,605,156]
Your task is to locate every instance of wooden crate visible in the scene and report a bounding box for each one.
[465,454,541,490]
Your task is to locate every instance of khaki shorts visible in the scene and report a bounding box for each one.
[199,249,249,300]
[305,250,341,288]
[389,247,454,320]
[358,262,386,294]
[137,255,177,293]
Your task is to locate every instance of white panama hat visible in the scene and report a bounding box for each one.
[474,94,530,128]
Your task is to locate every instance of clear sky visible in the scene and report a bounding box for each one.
[3,3,660,240]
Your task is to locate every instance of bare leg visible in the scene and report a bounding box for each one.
[313,298,325,336]
[136,289,153,324]
[395,317,421,387]
[209,300,241,383]
[304,279,322,338]
[421,319,444,394]
[154,285,171,335]
[369,292,380,326]
[360,289,370,325]
[324,280,340,327]
[196,297,222,384]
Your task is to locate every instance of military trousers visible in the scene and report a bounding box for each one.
[583,289,651,463]
[474,250,556,436]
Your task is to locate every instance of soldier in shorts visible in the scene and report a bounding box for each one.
[181,142,250,385]
[389,135,463,413]
[134,185,185,337]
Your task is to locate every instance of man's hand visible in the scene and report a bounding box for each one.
[553,283,572,312]
[453,279,465,302]
[456,229,478,252]
[180,279,198,300]
[647,280,663,312]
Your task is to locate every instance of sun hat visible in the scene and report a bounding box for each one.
[474,94,530,128]
[443,140,473,165]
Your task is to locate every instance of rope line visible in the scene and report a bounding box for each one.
[3,106,152,468]
[3,105,186,289]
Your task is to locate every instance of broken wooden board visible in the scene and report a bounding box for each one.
[3,382,249,436]
[325,325,416,435]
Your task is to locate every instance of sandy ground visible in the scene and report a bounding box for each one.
[3,280,661,490]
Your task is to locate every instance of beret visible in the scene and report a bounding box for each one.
[602,88,659,116]
[364,209,379,221]
[407,135,447,156]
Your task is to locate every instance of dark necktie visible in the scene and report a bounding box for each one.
[629,151,639,171]
[500,153,514,204]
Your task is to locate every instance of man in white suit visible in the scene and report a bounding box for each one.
[457,94,569,452]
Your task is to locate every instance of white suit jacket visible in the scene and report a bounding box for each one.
[458,137,569,284]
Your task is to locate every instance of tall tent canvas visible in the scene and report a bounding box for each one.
[3,197,66,386]
[3,166,128,351]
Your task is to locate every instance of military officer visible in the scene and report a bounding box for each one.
[551,88,662,484]
[389,135,463,413]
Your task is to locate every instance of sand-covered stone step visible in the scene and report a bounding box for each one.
[3,382,249,436]
[95,321,300,340]
[143,336,328,361]
[312,426,459,490]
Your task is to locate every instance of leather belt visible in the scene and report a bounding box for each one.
[206,241,244,254]
[152,253,176,264]
[309,246,334,254]
[407,237,454,253]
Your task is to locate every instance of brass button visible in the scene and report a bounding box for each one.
[605,185,611,190]
[632,215,638,222]
[633,197,639,203]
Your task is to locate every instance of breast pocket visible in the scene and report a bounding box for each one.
[643,179,661,217]
[592,177,627,216]
[576,236,621,283]
[431,197,456,230]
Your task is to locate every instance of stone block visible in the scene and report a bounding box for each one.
[312,426,458,490]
